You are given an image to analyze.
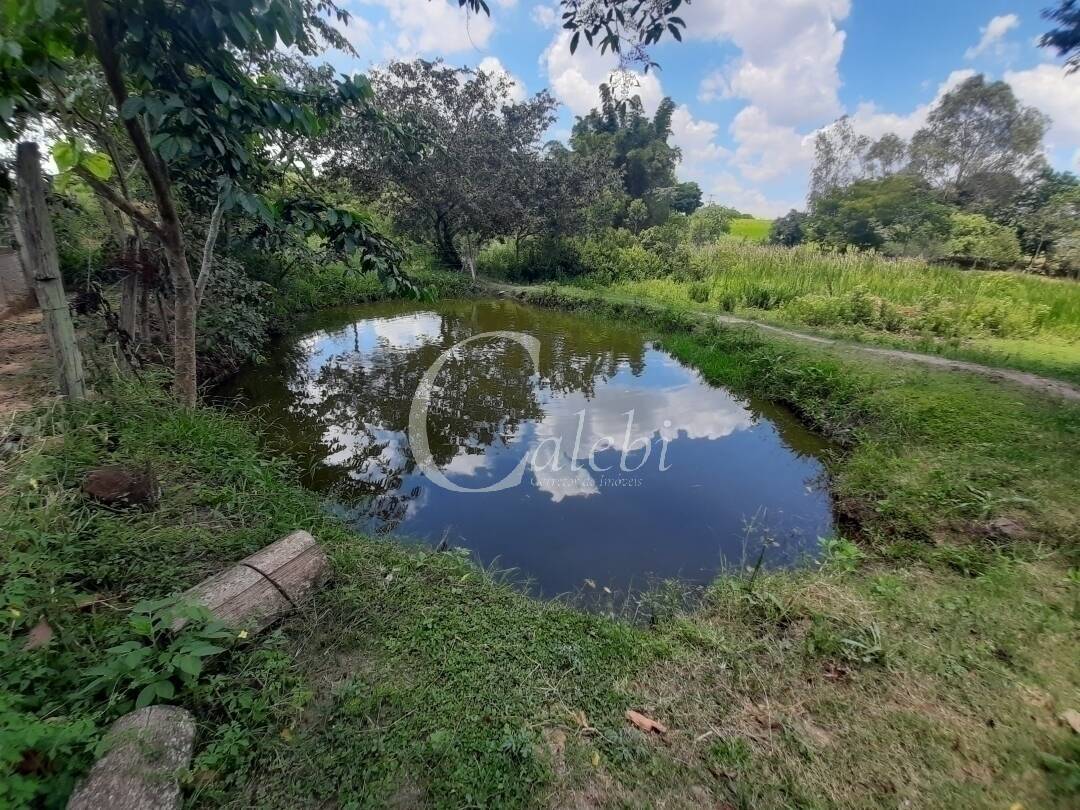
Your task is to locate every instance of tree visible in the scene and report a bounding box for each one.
[908,75,1048,209]
[331,59,601,274]
[1041,0,1080,72]
[571,87,683,228]
[863,134,908,178]
[1,0,406,406]
[768,210,808,247]
[688,204,735,245]
[945,212,1022,268]
[664,181,703,214]
[807,175,952,256]
[808,117,871,203]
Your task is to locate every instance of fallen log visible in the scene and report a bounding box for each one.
[175,530,327,633]
[67,706,195,810]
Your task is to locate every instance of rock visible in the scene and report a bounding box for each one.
[175,530,328,634]
[67,706,195,810]
[1061,709,1080,734]
[983,516,1027,541]
[82,466,159,508]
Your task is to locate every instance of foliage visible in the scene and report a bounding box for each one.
[1041,0,1080,72]
[329,59,611,274]
[571,87,682,228]
[196,259,273,375]
[945,212,1023,268]
[0,0,412,404]
[687,204,735,245]
[769,210,808,247]
[807,175,952,257]
[909,75,1048,209]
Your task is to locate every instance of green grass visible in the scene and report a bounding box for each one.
[728,217,773,242]
[3,290,1079,807]
[604,241,1080,383]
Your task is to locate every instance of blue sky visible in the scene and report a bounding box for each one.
[322,0,1080,216]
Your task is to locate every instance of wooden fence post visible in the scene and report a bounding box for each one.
[13,142,87,400]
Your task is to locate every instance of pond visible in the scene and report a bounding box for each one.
[218,298,835,599]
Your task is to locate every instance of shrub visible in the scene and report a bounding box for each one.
[197,259,273,375]
[946,212,1022,268]
[688,205,735,245]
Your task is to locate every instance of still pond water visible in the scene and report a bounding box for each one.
[219,299,835,598]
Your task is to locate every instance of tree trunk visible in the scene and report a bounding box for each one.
[163,236,198,406]
[13,142,87,400]
[434,217,461,270]
[86,0,197,407]
[137,268,151,340]
[119,270,139,337]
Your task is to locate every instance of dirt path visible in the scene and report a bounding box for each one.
[491,283,1080,403]
[0,307,54,420]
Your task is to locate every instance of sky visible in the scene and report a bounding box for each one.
[319,0,1080,217]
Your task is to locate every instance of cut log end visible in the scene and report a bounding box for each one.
[176,530,328,633]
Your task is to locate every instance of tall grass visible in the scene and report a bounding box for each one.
[619,242,1080,340]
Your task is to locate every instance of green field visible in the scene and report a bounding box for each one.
[727,217,773,242]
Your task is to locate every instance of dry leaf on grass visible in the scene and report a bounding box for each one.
[24,619,53,650]
[626,709,667,734]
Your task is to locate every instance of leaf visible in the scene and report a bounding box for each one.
[135,683,157,709]
[211,78,231,103]
[625,709,667,734]
[570,31,580,54]
[51,140,78,173]
[80,151,113,181]
[176,655,202,678]
[24,618,53,650]
[120,97,144,119]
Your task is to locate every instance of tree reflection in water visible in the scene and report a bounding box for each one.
[219,298,835,597]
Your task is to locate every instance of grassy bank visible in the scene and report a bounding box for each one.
[3,288,1079,807]
[482,235,1080,384]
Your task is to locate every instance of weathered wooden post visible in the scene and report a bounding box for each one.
[13,142,87,400]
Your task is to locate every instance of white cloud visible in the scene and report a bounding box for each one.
[846,69,976,141]
[705,173,800,218]
[477,56,527,102]
[364,0,495,56]
[1004,63,1080,149]
[670,105,730,177]
[729,106,814,182]
[965,14,1020,60]
[531,3,558,28]
[333,10,373,52]
[685,0,850,127]
[542,30,663,116]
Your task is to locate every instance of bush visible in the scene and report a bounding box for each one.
[197,259,274,375]
[946,212,1022,268]
[688,205,735,245]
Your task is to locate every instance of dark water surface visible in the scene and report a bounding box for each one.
[218,299,835,597]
